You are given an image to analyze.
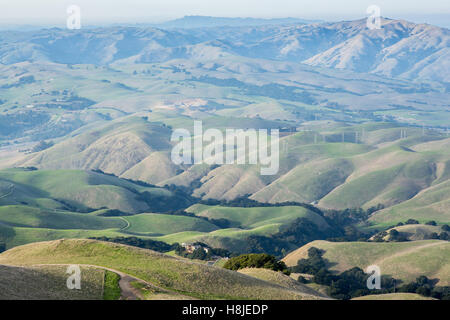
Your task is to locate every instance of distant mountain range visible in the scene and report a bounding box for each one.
[0,17,448,82]
[303,19,450,82]
[152,15,322,28]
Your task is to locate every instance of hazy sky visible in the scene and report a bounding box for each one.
[1,0,449,26]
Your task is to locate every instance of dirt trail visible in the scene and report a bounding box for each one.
[29,263,187,300]
[0,184,14,199]
[117,274,142,300]
[118,217,130,231]
[372,241,445,266]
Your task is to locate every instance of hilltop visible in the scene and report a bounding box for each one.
[0,264,105,300]
[0,167,188,213]
[237,267,330,298]
[0,239,325,300]
[352,293,436,300]
[370,224,447,241]
[283,240,450,286]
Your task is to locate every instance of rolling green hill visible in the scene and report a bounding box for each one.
[370,224,446,241]
[9,116,450,231]
[0,239,326,300]
[351,293,436,300]
[16,118,174,181]
[0,264,105,300]
[122,213,219,236]
[187,204,329,229]
[283,240,450,286]
[237,268,330,298]
[0,224,158,250]
[368,179,450,228]
[0,205,125,230]
[0,167,173,213]
[149,204,331,252]
[1,22,449,301]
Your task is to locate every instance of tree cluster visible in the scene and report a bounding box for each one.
[223,253,289,274]
[290,247,450,300]
[89,236,173,252]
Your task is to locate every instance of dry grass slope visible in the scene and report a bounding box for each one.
[352,293,436,300]
[0,264,104,300]
[0,239,326,300]
[237,268,330,298]
[283,240,450,285]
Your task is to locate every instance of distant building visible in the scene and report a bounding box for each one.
[181,243,209,254]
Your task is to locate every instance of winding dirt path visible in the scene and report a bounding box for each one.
[116,274,142,300]
[118,217,130,231]
[30,263,179,300]
[0,184,14,200]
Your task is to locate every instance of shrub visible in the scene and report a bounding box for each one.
[439,232,449,241]
[32,140,54,152]
[89,236,173,252]
[223,253,289,274]
[103,271,121,300]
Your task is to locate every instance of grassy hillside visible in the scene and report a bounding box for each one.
[8,115,450,229]
[0,168,173,213]
[237,268,330,298]
[122,213,219,235]
[283,240,450,285]
[0,167,214,249]
[147,204,331,252]
[184,126,450,228]
[0,264,104,300]
[151,224,284,253]
[1,186,332,252]
[0,211,224,250]
[187,204,329,229]
[150,224,285,253]
[0,226,128,249]
[370,224,445,241]
[368,179,450,227]
[352,293,436,300]
[0,205,125,230]
[251,158,354,203]
[319,153,438,210]
[0,239,325,300]
[121,151,179,185]
[16,118,174,181]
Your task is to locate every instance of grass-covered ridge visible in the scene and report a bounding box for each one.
[10,118,450,225]
[187,204,329,230]
[283,240,450,286]
[0,264,104,300]
[0,239,325,300]
[0,205,125,230]
[122,213,219,236]
[0,167,175,213]
[352,293,436,300]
